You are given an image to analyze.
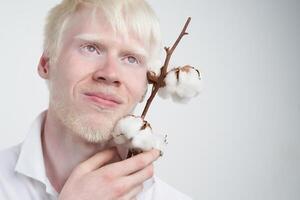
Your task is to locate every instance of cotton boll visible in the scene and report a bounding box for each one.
[131,131,167,153]
[113,115,144,140]
[152,133,168,153]
[158,87,171,99]
[175,66,202,99]
[131,132,155,151]
[171,93,191,104]
[139,125,153,135]
[158,66,202,101]
[148,59,162,77]
[114,115,167,154]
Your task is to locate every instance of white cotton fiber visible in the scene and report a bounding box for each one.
[152,133,167,153]
[158,66,202,103]
[113,115,144,140]
[131,132,155,151]
[157,87,170,99]
[171,93,191,104]
[175,66,202,99]
[131,131,167,153]
[113,115,167,153]
[147,59,162,77]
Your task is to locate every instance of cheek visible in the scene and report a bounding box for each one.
[54,44,97,82]
[124,69,147,101]
[57,50,97,82]
[49,59,86,100]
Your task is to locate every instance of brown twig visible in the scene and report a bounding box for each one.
[126,17,192,159]
[141,17,191,119]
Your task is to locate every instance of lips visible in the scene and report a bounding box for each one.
[84,92,123,108]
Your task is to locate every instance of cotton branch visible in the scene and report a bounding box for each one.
[141,17,191,119]
[125,17,192,159]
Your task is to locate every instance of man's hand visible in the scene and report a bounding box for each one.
[58,148,160,200]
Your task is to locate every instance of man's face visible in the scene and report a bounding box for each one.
[46,5,148,143]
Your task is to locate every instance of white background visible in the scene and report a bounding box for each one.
[0,0,299,199]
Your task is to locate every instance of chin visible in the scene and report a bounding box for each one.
[51,98,131,143]
[70,115,116,143]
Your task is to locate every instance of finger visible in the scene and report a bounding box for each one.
[75,148,120,175]
[101,149,159,177]
[120,185,143,200]
[121,164,154,190]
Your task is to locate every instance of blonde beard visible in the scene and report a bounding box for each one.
[50,97,126,144]
[48,79,142,144]
[58,109,114,143]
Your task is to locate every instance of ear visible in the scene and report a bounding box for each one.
[37,52,50,79]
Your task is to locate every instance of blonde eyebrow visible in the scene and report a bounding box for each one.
[74,33,148,60]
[74,33,103,43]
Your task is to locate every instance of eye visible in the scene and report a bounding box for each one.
[125,56,139,64]
[81,44,100,55]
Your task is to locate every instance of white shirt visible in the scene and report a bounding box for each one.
[0,112,192,200]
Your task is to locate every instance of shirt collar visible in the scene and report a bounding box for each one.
[14,110,58,196]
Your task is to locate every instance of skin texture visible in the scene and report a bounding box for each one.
[45,4,149,144]
[58,148,160,200]
[37,4,159,200]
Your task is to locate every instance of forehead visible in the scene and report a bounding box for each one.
[62,4,148,53]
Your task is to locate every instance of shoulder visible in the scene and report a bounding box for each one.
[152,176,193,200]
[0,144,21,176]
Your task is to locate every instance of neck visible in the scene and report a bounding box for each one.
[42,108,110,193]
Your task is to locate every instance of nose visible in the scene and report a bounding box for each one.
[92,55,121,87]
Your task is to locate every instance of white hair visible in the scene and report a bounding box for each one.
[44,0,162,68]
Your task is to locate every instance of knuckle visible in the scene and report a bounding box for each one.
[112,182,125,197]
[100,172,114,183]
